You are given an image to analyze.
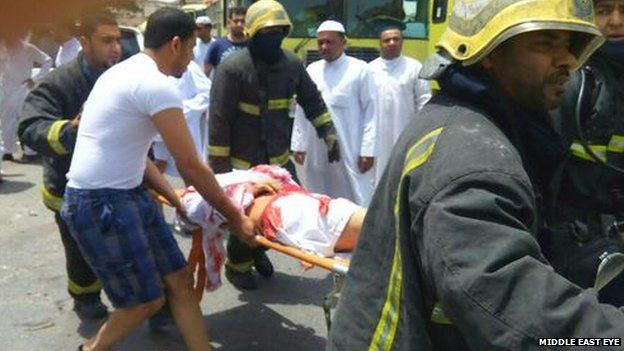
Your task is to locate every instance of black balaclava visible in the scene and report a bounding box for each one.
[249,31,285,64]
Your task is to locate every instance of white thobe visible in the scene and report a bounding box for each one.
[193,37,214,69]
[0,40,52,155]
[368,55,431,185]
[291,53,377,206]
[55,37,81,67]
[153,60,212,176]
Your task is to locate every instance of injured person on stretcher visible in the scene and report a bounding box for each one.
[179,165,365,290]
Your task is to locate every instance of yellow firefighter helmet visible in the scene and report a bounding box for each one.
[245,0,293,38]
[437,0,604,69]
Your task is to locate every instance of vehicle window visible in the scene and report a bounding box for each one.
[347,0,428,39]
[120,29,140,61]
[261,0,429,39]
[282,0,345,37]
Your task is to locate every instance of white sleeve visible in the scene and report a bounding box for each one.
[151,140,171,161]
[28,43,52,81]
[181,190,217,228]
[182,62,211,115]
[291,104,311,152]
[358,66,377,157]
[414,62,432,112]
[136,75,183,117]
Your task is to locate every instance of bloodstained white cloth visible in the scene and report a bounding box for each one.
[179,165,359,291]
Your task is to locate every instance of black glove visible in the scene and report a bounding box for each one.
[321,123,340,163]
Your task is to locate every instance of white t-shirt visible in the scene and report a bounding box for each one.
[67,53,182,189]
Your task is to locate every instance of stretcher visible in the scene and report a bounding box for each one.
[154,190,349,330]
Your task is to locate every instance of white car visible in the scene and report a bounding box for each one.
[119,25,144,61]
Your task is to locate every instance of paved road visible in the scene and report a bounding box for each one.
[0,157,334,350]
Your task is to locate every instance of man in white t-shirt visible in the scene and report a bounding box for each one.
[61,8,255,351]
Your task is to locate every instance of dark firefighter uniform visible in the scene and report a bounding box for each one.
[209,47,335,272]
[545,41,624,304]
[19,53,102,303]
[327,62,624,351]
[327,0,624,348]
[208,48,332,172]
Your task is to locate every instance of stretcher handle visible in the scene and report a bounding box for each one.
[255,236,349,275]
[152,190,205,301]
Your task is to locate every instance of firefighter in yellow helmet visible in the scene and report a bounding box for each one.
[327,0,624,350]
[209,0,340,290]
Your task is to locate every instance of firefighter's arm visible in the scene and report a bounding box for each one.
[208,63,238,173]
[295,64,332,137]
[18,81,78,157]
[295,65,340,162]
[422,171,624,350]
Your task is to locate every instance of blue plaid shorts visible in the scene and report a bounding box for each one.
[61,185,187,308]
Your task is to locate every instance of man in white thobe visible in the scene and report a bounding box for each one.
[0,35,52,163]
[153,60,212,176]
[292,20,377,206]
[193,16,215,69]
[368,26,431,185]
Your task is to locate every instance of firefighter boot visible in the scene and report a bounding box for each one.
[73,297,108,320]
[254,251,274,278]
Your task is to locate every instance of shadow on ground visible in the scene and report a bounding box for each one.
[0,178,35,195]
[236,271,333,307]
[206,301,326,350]
[73,273,332,350]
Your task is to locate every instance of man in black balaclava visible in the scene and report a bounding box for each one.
[208,0,340,290]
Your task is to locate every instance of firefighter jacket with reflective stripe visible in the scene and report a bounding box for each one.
[19,53,96,211]
[209,48,331,172]
[543,50,624,290]
[552,51,624,232]
[327,67,624,351]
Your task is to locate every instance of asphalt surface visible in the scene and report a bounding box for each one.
[0,156,334,351]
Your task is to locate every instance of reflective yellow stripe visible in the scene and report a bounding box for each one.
[267,98,293,110]
[430,301,453,325]
[42,187,63,211]
[312,112,332,128]
[225,260,254,272]
[269,150,291,166]
[209,145,230,157]
[231,157,251,170]
[47,120,70,155]
[570,142,607,162]
[68,278,102,295]
[608,135,624,153]
[238,102,260,116]
[403,128,443,168]
[369,127,443,351]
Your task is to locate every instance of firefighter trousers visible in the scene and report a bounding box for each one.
[54,211,102,302]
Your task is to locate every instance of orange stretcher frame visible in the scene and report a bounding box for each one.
[154,190,350,301]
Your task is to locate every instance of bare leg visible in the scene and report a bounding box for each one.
[335,208,366,252]
[164,266,213,351]
[83,297,165,351]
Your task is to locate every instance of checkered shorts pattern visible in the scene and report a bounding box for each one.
[61,186,187,308]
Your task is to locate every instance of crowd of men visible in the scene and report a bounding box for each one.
[1,0,624,349]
